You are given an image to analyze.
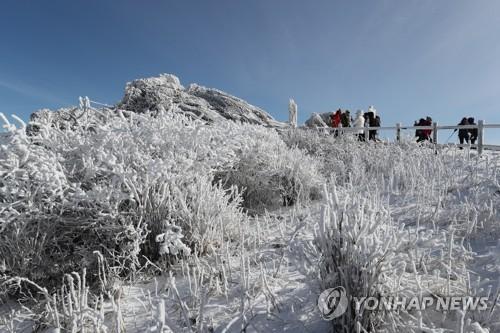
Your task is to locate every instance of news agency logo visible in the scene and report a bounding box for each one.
[317,286,349,320]
[318,287,489,321]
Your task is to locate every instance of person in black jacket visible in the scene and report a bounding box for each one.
[364,111,380,140]
[423,116,433,142]
[468,117,478,144]
[371,115,381,141]
[456,117,469,149]
[415,118,426,142]
[341,110,351,128]
[363,112,370,141]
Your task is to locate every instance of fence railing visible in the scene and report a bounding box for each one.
[2,120,500,155]
[314,120,500,155]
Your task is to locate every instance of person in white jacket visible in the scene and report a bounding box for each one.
[352,110,365,141]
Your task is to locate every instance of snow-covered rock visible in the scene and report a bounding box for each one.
[26,74,286,134]
[304,112,330,128]
[118,73,286,127]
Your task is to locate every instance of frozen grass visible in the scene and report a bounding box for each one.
[0,104,250,288]
[219,126,323,212]
[0,102,323,331]
[1,109,500,332]
[285,129,500,332]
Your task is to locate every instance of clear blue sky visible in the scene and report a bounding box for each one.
[1,0,500,142]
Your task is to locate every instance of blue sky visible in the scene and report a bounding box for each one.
[1,0,500,142]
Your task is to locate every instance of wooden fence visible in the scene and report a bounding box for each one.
[2,119,500,155]
[317,120,500,155]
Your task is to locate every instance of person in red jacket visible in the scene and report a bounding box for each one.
[331,109,342,136]
[423,116,433,142]
[331,109,342,127]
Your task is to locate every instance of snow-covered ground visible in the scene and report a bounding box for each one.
[1,85,500,332]
[116,207,330,332]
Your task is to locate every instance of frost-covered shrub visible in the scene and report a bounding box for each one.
[221,126,324,211]
[317,184,472,332]
[295,129,499,331]
[280,128,328,156]
[281,128,362,182]
[339,142,500,239]
[139,175,244,260]
[0,106,246,288]
[283,129,500,238]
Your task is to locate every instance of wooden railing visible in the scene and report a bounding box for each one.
[316,120,500,155]
[2,119,500,155]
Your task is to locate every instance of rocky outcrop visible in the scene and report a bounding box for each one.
[27,74,286,135]
[118,74,285,127]
[305,112,332,128]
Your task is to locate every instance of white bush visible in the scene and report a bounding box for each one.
[0,106,246,286]
[317,183,471,332]
[220,125,324,211]
[302,130,498,331]
[283,129,499,238]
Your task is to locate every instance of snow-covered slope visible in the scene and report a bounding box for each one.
[3,92,500,332]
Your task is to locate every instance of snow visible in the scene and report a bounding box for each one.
[288,99,298,129]
[113,207,330,332]
[118,74,286,128]
[1,76,500,332]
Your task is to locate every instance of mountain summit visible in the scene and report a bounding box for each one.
[28,74,285,132]
[118,74,285,127]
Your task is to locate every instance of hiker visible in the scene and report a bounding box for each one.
[423,116,433,142]
[364,111,374,140]
[416,118,432,142]
[331,109,342,136]
[455,117,469,148]
[414,120,422,141]
[373,115,381,141]
[331,109,342,128]
[341,110,351,128]
[365,106,378,141]
[363,113,370,141]
[352,110,365,141]
[468,117,478,145]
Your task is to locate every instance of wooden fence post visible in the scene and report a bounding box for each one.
[432,122,438,144]
[396,123,401,143]
[432,122,438,154]
[478,120,484,155]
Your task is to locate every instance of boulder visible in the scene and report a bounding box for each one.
[118,74,285,127]
[27,74,286,134]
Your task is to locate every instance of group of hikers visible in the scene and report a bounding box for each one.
[305,106,479,147]
[414,116,478,147]
[414,117,433,142]
[306,105,382,141]
[455,117,478,146]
